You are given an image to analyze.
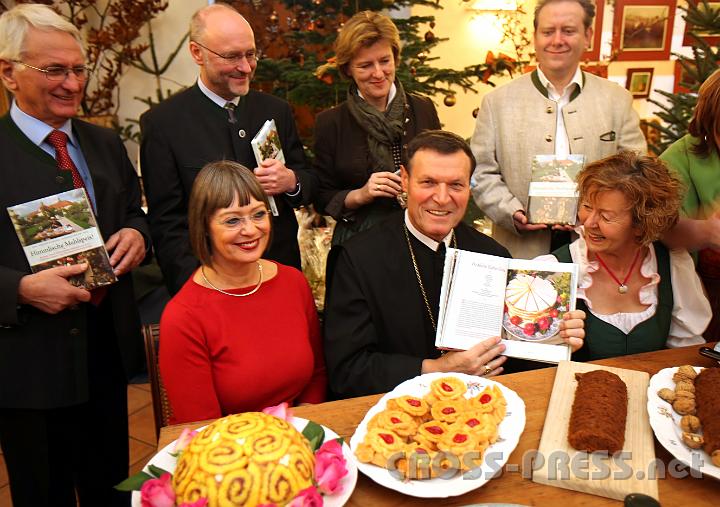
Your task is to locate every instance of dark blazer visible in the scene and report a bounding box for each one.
[140,85,314,295]
[0,115,149,409]
[324,212,510,398]
[313,94,440,222]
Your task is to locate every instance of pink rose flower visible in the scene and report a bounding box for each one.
[178,500,208,507]
[288,486,323,507]
[140,473,175,507]
[314,440,348,495]
[262,402,293,421]
[173,428,198,454]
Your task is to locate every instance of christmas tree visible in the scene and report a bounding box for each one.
[231,0,520,140]
[646,0,719,155]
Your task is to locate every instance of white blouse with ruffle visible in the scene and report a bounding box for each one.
[537,235,711,347]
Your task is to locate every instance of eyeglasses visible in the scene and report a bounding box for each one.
[191,40,258,65]
[13,60,90,82]
[218,209,269,229]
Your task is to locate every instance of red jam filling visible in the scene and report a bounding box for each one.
[441,382,453,392]
[379,433,394,444]
[466,418,480,427]
[480,394,492,404]
[426,426,443,435]
[453,434,468,443]
[390,417,401,424]
[441,407,456,415]
[407,399,422,407]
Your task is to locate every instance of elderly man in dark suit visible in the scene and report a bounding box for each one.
[141,2,315,295]
[0,4,149,506]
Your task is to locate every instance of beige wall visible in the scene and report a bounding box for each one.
[117,0,206,166]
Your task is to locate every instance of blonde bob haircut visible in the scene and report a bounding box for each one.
[328,10,400,79]
[0,4,84,61]
[188,160,271,267]
[577,151,683,246]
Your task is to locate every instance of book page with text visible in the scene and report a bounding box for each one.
[436,249,509,350]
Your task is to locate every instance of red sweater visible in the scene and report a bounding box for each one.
[159,263,326,424]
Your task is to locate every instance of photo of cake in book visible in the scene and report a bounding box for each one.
[502,270,572,343]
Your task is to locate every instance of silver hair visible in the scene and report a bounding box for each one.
[0,3,83,61]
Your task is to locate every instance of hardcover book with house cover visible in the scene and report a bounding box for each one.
[436,248,578,363]
[7,188,117,290]
[251,119,282,216]
[527,154,585,225]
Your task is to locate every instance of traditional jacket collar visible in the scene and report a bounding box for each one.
[531,68,585,102]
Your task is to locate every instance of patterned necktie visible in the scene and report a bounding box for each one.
[224,102,237,124]
[47,130,106,304]
[46,130,85,190]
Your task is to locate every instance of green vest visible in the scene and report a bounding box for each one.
[553,242,672,361]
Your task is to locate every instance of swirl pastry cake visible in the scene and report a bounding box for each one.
[568,370,628,453]
[505,274,557,324]
[356,377,507,479]
[173,412,314,506]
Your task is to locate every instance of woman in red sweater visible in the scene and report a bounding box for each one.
[159,161,326,424]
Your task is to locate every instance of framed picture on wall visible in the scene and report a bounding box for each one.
[682,1,720,46]
[673,59,700,93]
[612,0,676,60]
[626,67,655,98]
[583,0,606,61]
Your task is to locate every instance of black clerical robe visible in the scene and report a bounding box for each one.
[324,211,510,398]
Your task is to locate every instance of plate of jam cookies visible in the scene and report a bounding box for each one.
[350,372,526,498]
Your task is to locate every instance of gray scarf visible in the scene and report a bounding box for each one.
[346,79,407,173]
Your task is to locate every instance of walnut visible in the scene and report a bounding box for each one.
[675,381,695,394]
[682,432,704,449]
[657,388,676,403]
[712,450,720,467]
[674,390,695,402]
[679,415,701,433]
[672,397,696,415]
[673,365,697,383]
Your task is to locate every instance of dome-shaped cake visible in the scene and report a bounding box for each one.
[173,412,315,506]
[505,274,557,323]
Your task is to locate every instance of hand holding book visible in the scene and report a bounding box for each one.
[254,158,298,196]
[421,335,507,377]
[17,263,91,314]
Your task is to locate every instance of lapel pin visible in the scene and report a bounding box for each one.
[238,129,246,138]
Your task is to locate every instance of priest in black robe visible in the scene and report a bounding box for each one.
[324,130,586,398]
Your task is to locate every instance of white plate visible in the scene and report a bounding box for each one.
[349,372,526,498]
[131,417,358,506]
[646,366,720,480]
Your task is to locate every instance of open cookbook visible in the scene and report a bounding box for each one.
[436,248,578,363]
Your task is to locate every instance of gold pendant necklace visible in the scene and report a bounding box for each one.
[403,223,456,332]
[201,262,263,297]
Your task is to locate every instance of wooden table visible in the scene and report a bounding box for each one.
[159,344,720,505]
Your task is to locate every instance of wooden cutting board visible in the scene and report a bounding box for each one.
[533,360,659,501]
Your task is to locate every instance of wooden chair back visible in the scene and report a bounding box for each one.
[142,323,173,438]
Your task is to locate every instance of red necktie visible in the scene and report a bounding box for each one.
[47,130,107,304]
[47,130,86,190]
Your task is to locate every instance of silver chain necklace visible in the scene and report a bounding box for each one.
[201,262,263,297]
